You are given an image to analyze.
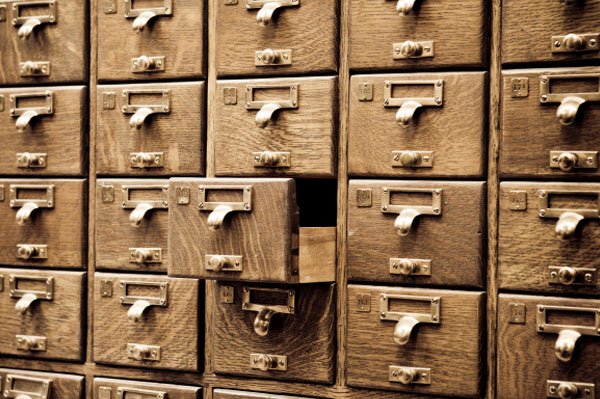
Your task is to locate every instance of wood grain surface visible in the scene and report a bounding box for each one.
[96,81,205,176]
[93,377,201,398]
[0,368,84,399]
[215,0,338,77]
[214,77,337,178]
[97,0,204,81]
[348,0,487,71]
[0,179,87,269]
[211,281,336,384]
[93,273,201,371]
[346,285,485,397]
[0,86,87,176]
[0,269,85,361]
[347,180,486,288]
[95,179,169,273]
[348,72,487,178]
[499,182,600,295]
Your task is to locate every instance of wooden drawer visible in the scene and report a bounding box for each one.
[213,389,313,399]
[347,180,486,289]
[502,0,600,65]
[96,81,205,176]
[211,281,336,384]
[0,0,87,85]
[0,86,87,176]
[349,72,486,178]
[501,68,600,178]
[215,77,337,178]
[97,0,204,81]
[499,182,600,296]
[94,378,201,399]
[0,269,85,361]
[347,285,485,397]
[215,0,337,77]
[349,0,487,71]
[0,179,86,269]
[0,369,84,399]
[498,294,600,399]
[169,178,336,283]
[93,273,201,371]
[95,179,169,273]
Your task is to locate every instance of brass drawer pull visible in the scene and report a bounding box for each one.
[380,294,441,345]
[391,150,434,168]
[547,380,595,399]
[119,280,168,323]
[383,80,443,127]
[205,254,243,272]
[9,92,54,132]
[16,244,48,261]
[198,185,253,230]
[389,366,431,385]
[242,287,295,336]
[16,335,47,352]
[551,33,599,54]
[245,84,298,128]
[127,343,161,361]
[9,184,54,225]
[9,275,54,315]
[540,74,600,126]
[549,266,596,286]
[537,304,600,362]
[131,55,166,73]
[129,152,164,168]
[550,151,598,172]
[255,48,293,67]
[390,258,431,276]
[253,151,291,168]
[250,353,288,371]
[120,89,170,129]
[17,152,48,169]
[11,1,57,40]
[116,387,168,399]
[19,61,51,77]
[246,0,299,27]
[120,184,169,227]
[538,190,600,240]
[393,40,435,60]
[129,248,162,264]
[4,373,51,399]
[381,187,443,236]
[124,0,172,32]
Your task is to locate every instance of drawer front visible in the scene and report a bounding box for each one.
[349,72,486,178]
[169,178,297,282]
[0,369,84,399]
[93,273,200,371]
[215,0,337,77]
[96,179,169,273]
[211,282,336,384]
[0,269,85,361]
[347,285,485,397]
[501,68,600,178]
[349,0,487,71]
[215,77,337,178]
[0,0,87,84]
[0,179,86,268]
[96,81,205,176]
[347,180,486,289]
[213,389,313,399]
[0,86,87,176]
[97,0,204,81]
[498,294,600,399]
[499,182,600,295]
[94,378,201,399]
[502,0,600,65]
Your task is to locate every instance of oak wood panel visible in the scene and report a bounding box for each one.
[94,377,201,398]
[96,0,204,81]
[96,81,205,176]
[93,273,201,371]
[497,294,600,399]
[499,182,600,295]
[211,282,336,384]
[347,180,486,289]
[500,67,600,178]
[95,179,169,273]
[0,368,84,399]
[215,0,337,77]
[0,179,87,269]
[0,269,85,361]
[214,77,337,178]
[0,0,88,84]
[348,72,487,178]
[213,389,314,399]
[0,86,87,176]
[347,285,485,397]
[348,0,487,71]
[502,0,600,65]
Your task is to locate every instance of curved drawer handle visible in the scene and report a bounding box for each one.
[16,202,39,225]
[120,281,168,323]
[199,185,253,230]
[393,315,420,345]
[554,329,582,363]
[257,1,282,26]
[538,190,600,240]
[207,204,234,231]
[120,184,169,227]
[127,299,153,323]
[132,11,157,32]
[396,0,416,14]
[253,308,276,336]
[129,203,155,227]
[539,74,600,126]
[555,211,585,240]
[556,96,586,126]
[15,293,40,315]
[380,294,441,346]
[17,18,42,39]
[9,275,54,316]
[381,188,443,236]
[393,208,421,236]
[243,286,295,337]
[384,80,443,127]
[255,103,283,128]
[395,101,422,127]
[15,110,40,132]
[129,107,156,129]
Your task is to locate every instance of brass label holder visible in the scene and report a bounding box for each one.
[383,80,443,127]
[4,374,51,399]
[389,366,431,385]
[539,74,600,126]
[547,380,595,399]
[121,89,170,129]
[381,187,443,236]
[198,185,252,230]
[380,294,441,345]
[538,190,600,240]
[9,92,53,131]
[121,184,168,226]
[9,184,54,225]
[245,83,298,128]
[242,286,295,336]
[11,0,57,41]
[9,275,54,315]
[116,387,168,399]
[119,280,168,323]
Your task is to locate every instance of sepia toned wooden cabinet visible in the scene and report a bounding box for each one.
[0,368,84,399]
[93,378,202,399]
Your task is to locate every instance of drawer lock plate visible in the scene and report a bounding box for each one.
[205,254,243,272]
[549,266,596,286]
[550,151,598,172]
[547,380,595,399]
[15,335,47,352]
[389,366,431,385]
[389,258,431,276]
[391,150,434,168]
[250,353,288,371]
[127,343,161,361]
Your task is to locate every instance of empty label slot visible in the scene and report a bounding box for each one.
[205,189,244,203]
[126,283,162,298]
[548,193,599,210]
[252,87,292,102]
[391,84,435,99]
[127,188,164,202]
[15,278,46,293]
[388,296,433,314]
[547,308,596,328]
[250,289,290,307]
[389,191,433,207]
[549,77,600,95]
[128,92,166,106]
[15,188,48,201]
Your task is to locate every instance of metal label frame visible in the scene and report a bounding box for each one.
[119,280,168,307]
[9,184,54,208]
[245,84,299,110]
[381,187,443,217]
[116,387,167,399]
[538,190,600,219]
[4,374,51,399]
[198,185,252,212]
[379,294,441,324]
[383,80,443,108]
[539,74,600,104]
[9,275,54,300]
[536,304,600,337]
[120,184,168,210]
[123,0,172,18]
[242,286,295,315]
[11,0,57,26]
[121,89,170,114]
[9,92,53,117]
[246,0,299,9]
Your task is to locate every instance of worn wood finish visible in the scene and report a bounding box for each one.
[0,179,86,269]
[348,0,487,71]
[215,76,337,178]
[347,285,485,397]
[497,294,600,399]
[215,0,337,77]
[211,281,336,384]
[347,180,486,288]
[499,182,600,295]
[348,72,487,178]
[0,368,84,398]
[96,0,204,81]
[0,86,87,176]
[502,0,600,65]
[95,179,169,273]
[0,269,85,361]
[213,389,313,399]
[93,273,201,371]
[93,377,201,398]
[96,81,205,176]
